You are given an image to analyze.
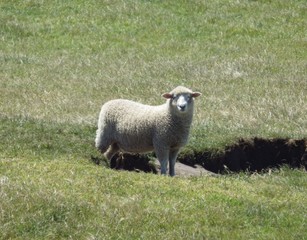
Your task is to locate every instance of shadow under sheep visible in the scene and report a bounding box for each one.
[92,138,307,175]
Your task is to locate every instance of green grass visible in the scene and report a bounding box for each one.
[0,117,95,160]
[1,0,306,149]
[1,160,306,239]
[0,0,307,239]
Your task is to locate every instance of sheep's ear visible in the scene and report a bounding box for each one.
[192,92,201,98]
[162,93,173,99]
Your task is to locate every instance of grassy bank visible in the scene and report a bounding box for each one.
[1,0,307,239]
[1,159,306,239]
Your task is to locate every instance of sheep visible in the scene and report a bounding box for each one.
[95,86,201,176]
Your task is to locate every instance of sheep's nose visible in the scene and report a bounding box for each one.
[177,96,187,111]
[178,104,186,111]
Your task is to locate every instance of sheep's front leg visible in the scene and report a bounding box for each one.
[169,148,180,177]
[155,149,169,175]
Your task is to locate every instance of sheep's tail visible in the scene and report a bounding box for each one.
[95,128,102,149]
[95,110,108,152]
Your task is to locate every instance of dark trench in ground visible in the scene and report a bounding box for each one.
[92,138,307,174]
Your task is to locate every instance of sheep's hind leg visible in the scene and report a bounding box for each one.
[104,143,120,161]
[95,130,110,154]
[95,141,109,155]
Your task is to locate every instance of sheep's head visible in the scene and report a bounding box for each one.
[162,86,201,114]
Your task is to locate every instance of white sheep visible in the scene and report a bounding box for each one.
[95,86,201,176]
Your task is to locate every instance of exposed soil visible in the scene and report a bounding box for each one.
[178,138,306,174]
[92,138,306,176]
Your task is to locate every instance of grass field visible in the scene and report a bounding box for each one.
[0,0,306,239]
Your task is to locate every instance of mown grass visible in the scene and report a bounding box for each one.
[0,0,307,239]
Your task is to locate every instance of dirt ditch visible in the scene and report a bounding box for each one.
[92,138,306,176]
[179,138,306,174]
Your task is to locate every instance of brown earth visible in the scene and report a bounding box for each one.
[92,138,306,176]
